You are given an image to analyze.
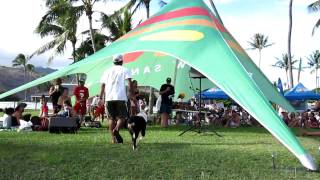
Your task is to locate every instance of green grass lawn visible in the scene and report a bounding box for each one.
[0,110,320,179]
[0,123,320,179]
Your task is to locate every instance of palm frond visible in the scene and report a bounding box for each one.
[35,0,80,62]
[46,36,67,64]
[26,64,35,72]
[312,18,320,35]
[308,0,320,12]
[33,31,67,56]
[36,22,64,38]
[12,53,28,67]
[247,33,273,50]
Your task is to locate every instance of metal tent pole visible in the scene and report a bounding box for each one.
[208,0,224,25]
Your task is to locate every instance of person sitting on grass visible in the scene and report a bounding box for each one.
[288,112,299,127]
[57,100,76,117]
[11,103,27,128]
[280,111,290,125]
[225,110,240,128]
[57,87,71,110]
[92,99,105,122]
[39,95,49,118]
[301,112,309,127]
[0,108,15,129]
[18,113,33,132]
[90,95,100,115]
[307,112,319,128]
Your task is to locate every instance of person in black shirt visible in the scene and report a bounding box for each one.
[49,78,63,114]
[159,77,175,127]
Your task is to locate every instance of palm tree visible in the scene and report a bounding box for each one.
[308,0,320,35]
[101,9,133,41]
[273,53,298,89]
[307,50,320,89]
[46,0,134,53]
[288,0,294,88]
[131,0,152,18]
[26,64,35,77]
[70,0,100,52]
[76,31,108,59]
[247,33,273,68]
[12,54,33,100]
[130,0,167,18]
[34,0,83,63]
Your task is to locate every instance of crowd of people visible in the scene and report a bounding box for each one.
[171,99,320,129]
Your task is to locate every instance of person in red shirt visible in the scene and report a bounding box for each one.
[39,95,48,118]
[73,78,89,123]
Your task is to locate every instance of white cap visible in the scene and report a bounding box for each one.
[113,54,123,63]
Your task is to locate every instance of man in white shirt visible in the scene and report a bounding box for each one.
[100,54,132,143]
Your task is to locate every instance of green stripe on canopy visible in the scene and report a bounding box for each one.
[0,0,317,170]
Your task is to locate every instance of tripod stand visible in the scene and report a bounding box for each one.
[179,75,222,137]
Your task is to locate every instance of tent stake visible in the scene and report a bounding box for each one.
[272,152,276,170]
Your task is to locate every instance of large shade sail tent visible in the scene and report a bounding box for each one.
[0,0,317,170]
[285,83,320,101]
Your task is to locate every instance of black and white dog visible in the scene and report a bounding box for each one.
[127,115,147,150]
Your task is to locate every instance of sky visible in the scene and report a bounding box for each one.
[0,0,319,89]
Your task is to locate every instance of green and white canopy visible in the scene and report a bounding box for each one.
[0,0,317,170]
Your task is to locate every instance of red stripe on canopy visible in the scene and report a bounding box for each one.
[137,7,226,33]
[123,52,144,63]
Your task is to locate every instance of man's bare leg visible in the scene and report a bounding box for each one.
[109,119,116,143]
[112,117,124,143]
[161,113,168,127]
[113,117,124,132]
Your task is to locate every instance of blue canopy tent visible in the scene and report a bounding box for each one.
[284,83,320,101]
[198,87,230,99]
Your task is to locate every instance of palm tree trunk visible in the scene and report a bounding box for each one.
[316,68,318,92]
[88,14,97,53]
[297,58,302,83]
[72,41,80,83]
[288,0,294,88]
[146,4,150,18]
[72,42,77,63]
[286,69,289,89]
[258,49,262,68]
[24,66,27,101]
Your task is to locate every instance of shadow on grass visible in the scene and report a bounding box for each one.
[78,127,106,134]
[186,141,273,146]
[147,126,271,134]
